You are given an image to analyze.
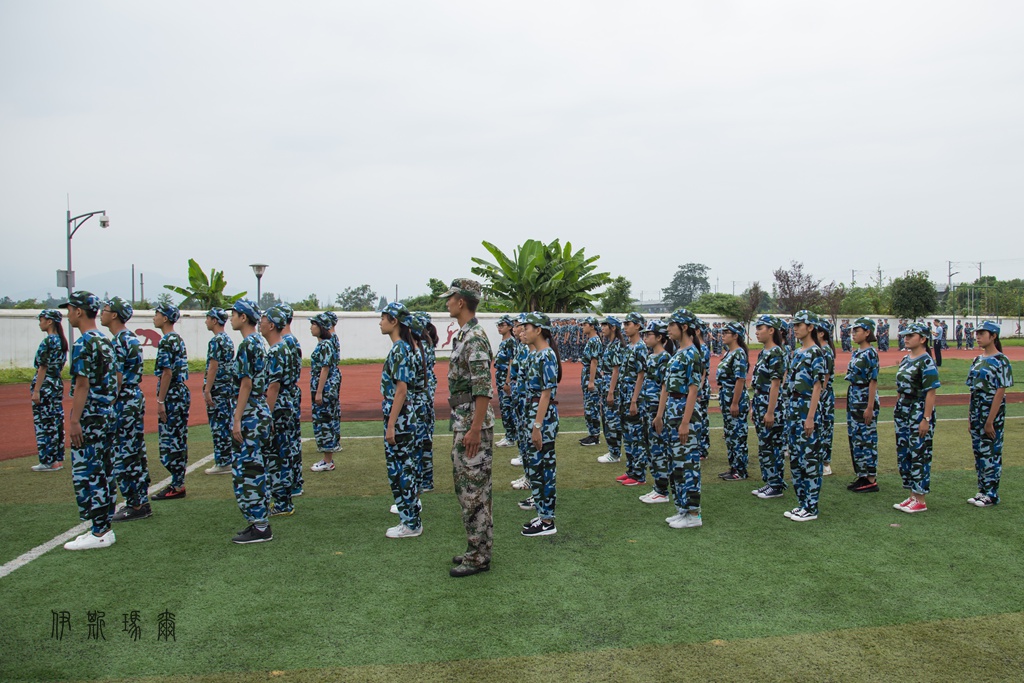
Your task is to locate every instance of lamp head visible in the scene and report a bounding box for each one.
[250,263,268,278]
[99,213,110,229]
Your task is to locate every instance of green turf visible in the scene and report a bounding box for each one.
[1,412,1023,682]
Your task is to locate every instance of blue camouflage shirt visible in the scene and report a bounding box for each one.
[235,333,269,408]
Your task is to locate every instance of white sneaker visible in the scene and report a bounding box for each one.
[496,437,512,448]
[64,530,116,550]
[385,523,422,539]
[510,457,523,467]
[311,460,335,472]
[668,513,703,529]
[31,462,64,472]
[822,465,833,476]
[597,453,621,463]
[783,507,801,519]
[665,512,684,524]
[204,464,233,475]
[390,504,399,514]
[639,491,670,504]
[789,508,818,522]
[511,475,530,490]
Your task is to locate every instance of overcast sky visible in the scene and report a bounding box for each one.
[2,1,1022,306]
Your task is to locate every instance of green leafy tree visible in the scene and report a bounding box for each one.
[0,296,17,309]
[155,292,175,308]
[14,298,39,309]
[335,285,378,312]
[291,293,321,311]
[839,287,874,315]
[600,276,636,313]
[662,263,710,309]
[691,293,744,319]
[402,278,454,312]
[260,292,283,310]
[471,239,610,313]
[163,259,246,309]
[890,271,937,318]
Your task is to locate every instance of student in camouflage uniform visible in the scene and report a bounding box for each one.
[578,316,603,447]
[262,306,298,517]
[817,320,837,477]
[783,311,827,522]
[618,312,649,486]
[152,303,191,500]
[310,313,342,467]
[892,323,941,514]
[597,317,626,463]
[897,319,907,351]
[276,304,304,497]
[443,279,495,577]
[203,307,236,475]
[60,291,118,550]
[638,320,672,504]
[717,322,750,481]
[413,311,438,492]
[228,299,274,543]
[494,315,517,448]
[966,321,1014,507]
[508,315,532,490]
[749,315,787,500]
[518,312,561,537]
[956,321,964,349]
[653,308,704,529]
[964,322,975,350]
[29,309,67,472]
[840,319,852,353]
[695,320,712,461]
[845,318,880,494]
[877,319,890,352]
[102,297,153,522]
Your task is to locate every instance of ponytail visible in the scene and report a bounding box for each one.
[737,336,749,356]
[994,334,1003,353]
[770,329,783,347]
[53,322,69,354]
[541,329,563,383]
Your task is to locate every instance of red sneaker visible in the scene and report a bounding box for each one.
[900,499,928,514]
[621,478,644,486]
[615,474,630,482]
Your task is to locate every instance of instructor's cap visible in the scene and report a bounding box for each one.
[105,296,134,323]
[59,290,102,314]
[441,278,482,302]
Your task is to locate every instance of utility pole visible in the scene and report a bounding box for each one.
[140,272,145,305]
[131,264,136,306]
[948,261,959,332]
[876,264,883,290]
[851,269,856,287]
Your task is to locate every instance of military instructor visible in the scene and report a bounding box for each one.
[443,278,495,578]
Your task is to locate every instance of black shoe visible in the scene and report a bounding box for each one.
[152,486,186,501]
[517,497,535,511]
[232,524,273,544]
[851,479,880,493]
[452,555,464,565]
[719,469,747,481]
[112,503,152,522]
[578,435,600,447]
[522,518,557,537]
[847,477,866,490]
[450,562,490,577]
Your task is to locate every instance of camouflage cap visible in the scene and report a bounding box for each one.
[59,290,102,314]
[277,302,294,324]
[38,309,63,323]
[382,301,419,331]
[232,299,261,323]
[497,314,514,327]
[779,318,791,332]
[523,311,553,331]
[899,322,929,337]
[724,322,745,337]
[515,313,528,326]
[323,311,339,327]
[601,315,622,328]
[694,318,708,333]
[851,317,875,333]
[105,296,134,323]
[643,320,667,336]
[441,278,482,302]
[263,306,288,330]
[311,313,331,330]
[206,307,228,325]
[667,308,695,327]
[580,315,599,327]
[977,320,1001,335]
[155,303,181,324]
[414,311,432,330]
[818,319,833,335]
[792,310,818,326]
[755,314,779,329]
[624,312,645,327]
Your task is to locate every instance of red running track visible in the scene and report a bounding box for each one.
[2,347,1021,461]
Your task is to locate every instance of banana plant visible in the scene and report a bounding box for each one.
[164,259,247,309]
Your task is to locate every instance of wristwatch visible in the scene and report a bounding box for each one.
[533,422,542,430]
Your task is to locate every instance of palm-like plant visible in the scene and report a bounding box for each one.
[471,239,610,312]
[164,259,247,309]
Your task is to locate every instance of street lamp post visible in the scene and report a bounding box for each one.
[59,208,109,343]
[250,263,268,306]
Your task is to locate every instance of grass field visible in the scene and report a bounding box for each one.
[2,406,1023,682]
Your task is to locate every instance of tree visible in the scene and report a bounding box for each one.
[839,287,874,315]
[401,278,458,312]
[889,271,937,319]
[471,239,611,312]
[260,292,283,310]
[335,284,377,312]
[163,259,246,309]
[773,261,822,314]
[0,296,16,309]
[291,293,320,311]
[155,292,174,308]
[820,282,846,328]
[14,298,39,309]
[662,263,710,309]
[738,282,767,324]
[599,276,635,313]
[691,293,744,319]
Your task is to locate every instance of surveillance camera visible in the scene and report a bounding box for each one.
[99,214,110,229]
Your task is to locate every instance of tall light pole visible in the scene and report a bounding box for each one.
[59,207,109,343]
[250,263,268,305]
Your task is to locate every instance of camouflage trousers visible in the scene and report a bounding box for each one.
[581,381,601,438]
[787,397,823,515]
[32,384,65,465]
[523,404,558,519]
[451,427,493,567]
[72,413,116,535]
[641,405,670,495]
[879,338,889,352]
[719,389,750,476]
[841,338,852,352]
[207,391,235,468]
[969,396,1004,502]
[819,388,835,465]
[620,389,648,481]
[383,404,421,530]
[966,338,974,350]
[598,380,622,456]
[289,394,303,497]
[514,390,531,458]
[113,388,150,508]
[846,386,879,479]
[268,407,295,514]
[499,387,517,439]
[664,417,703,513]
[698,394,710,458]
[893,398,933,496]
[311,378,341,453]
[752,397,787,489]
[158,383,191,488]
[413,397,435,491]
[232,402,271,524]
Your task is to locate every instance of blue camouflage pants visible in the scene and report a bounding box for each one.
[664,417,703,514]
[515,388,531,459]
[969,395,1004,502]
[383,401,421,530]
[846,385,879,479]
[73,412,116,535]
[207,391,235,468]
[599,379,622,456]
[233,402,271,524]
[524,403,558,519]
[787,397,823,515]
[32,382,65,465]
[113,388,150,508]
[581,379,601,438]
[289,393,303,496]
[698,394,710,458]
[719,388,749,476]
[621,388,648,481]
[893,398,933,496]
[158,383,191,488]
[820,387,835,465]
[413,396,435,491]
[268,406,295,514]
[312,371,341,453]
[752,392,786,489]
[642,403,670,495]
[499,387,517,438]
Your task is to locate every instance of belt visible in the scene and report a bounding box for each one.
[848,382,870,387]
[528,397,559,405]
[669,392,685,399]
[447,392,474,408]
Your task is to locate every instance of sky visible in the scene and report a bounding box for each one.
[1,0,1023,306]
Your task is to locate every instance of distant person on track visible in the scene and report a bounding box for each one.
[309,313,342,470]
[932,319,944,367]
[29,309,67,472]
[203,307,236,476]
[151,303,191,501]
[892,323,940,514]
[966,322,1013,507]
[845,318,880,494]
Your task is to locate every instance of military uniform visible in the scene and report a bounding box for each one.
[412,311,436,493]
[205,310,237,469]
[620,313,649,483]
[839,321,852,353]
[266,308,299,515]
[845,320,880,482]
[966,323,1013,504]
[155,309,191,490]
[579,320,604,441]
[232,317,272,527]
[785,312,827,519]
[510,329,532,461]
[598,322,625,459]
[280,304,305,497]
[522,315,560,522]
[31,312,66,468]
[750,316,787,493]
[697,326,712,460]
[878,320,890,352]
[819,334,837,468]
[640,322,670,497]
[965,323,975,350]
[494,316,518,442]
[663,343,704,517]
[956,322,964,349]
[717,334,750,478]
[111,322,150,509]
[894,325,941,497]
[310,313,342,454]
